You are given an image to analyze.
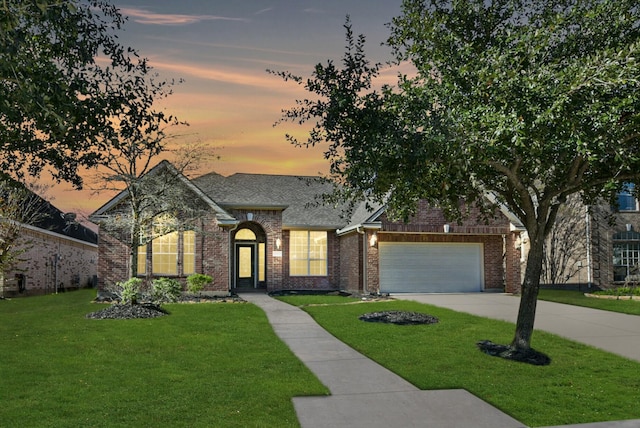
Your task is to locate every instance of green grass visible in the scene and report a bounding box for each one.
[275,294,361,307]
[278,295,640,427]
[0,290,328,427]
[539,289,640,315]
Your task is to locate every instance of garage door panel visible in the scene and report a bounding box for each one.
[379,242,483,293]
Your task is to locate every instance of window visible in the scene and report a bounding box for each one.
[183,230,196,275]
[613,231,640,281]
[137,244,147,274]
[258,242,265,281]
[290,231,327,276]
[137,229,196,276]
[153,231,178,275]
[617,183,638,211]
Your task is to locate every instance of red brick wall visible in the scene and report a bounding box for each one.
[199,215,230,293]
[505,232,522,293]
[339,232,363,292]
[97,232,130,289]
[96,214,233,294]
[360,201,521,294]
[2,227,97,297]
[279,230,341,291]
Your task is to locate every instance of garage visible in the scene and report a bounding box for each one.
[379,242,484,293]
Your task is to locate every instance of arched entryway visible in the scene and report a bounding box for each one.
[233,223,266,290]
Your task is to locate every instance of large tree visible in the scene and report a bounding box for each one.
[1,0,176,187]
[91,139,215,279]
[275,1,640,353]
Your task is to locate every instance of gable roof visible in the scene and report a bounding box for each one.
[90,160,236,225]
[192,172,354,229]
[0,179,97,244]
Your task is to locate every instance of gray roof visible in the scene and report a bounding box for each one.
[192,172,361,229]
[90,161,235,224]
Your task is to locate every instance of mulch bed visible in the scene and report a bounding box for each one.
[85,303,168,320]
[476,340,551,366]
[359,310,439,325]
[86,294,246,319]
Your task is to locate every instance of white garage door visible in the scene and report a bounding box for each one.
[379,242,484,293]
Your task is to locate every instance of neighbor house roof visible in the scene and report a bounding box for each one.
[192,172,357,229]
[0,178,97,244]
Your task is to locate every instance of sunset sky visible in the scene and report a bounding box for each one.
[54,0,405,219]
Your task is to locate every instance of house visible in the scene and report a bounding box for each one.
[90,162,524,295]
[586,185,640,288]
[0,185,98,298]
[516,184,640,290]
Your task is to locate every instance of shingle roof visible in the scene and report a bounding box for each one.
[0,179,97,244]
[192,172,357,229]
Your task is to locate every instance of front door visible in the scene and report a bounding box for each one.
[235,244,256,289]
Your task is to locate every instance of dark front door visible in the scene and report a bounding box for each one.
[235,244,256,289]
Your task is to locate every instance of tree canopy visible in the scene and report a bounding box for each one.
[0,0,178,187]
[276,0,640,353]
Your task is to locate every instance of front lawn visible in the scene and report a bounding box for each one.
[539,288,640,315]
[279,296,640,427]
[0,290,328,427]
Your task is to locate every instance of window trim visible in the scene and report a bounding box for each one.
[613,231,640,282]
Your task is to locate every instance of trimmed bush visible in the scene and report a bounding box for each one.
[186,273,213,294]
[117,278,142,305]
[151,277,182,303]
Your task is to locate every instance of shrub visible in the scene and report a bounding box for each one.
[186,273,213,294]
[117,278,142,305]
[151,277,182,303]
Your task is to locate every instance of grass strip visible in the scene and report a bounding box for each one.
[539,289,640,316]
[0,289,328,427]
[279,296,640,427]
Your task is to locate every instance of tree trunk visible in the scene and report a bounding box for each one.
[129,220,139,279]
[511,230,545,350]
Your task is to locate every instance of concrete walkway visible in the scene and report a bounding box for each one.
[240,292,524,428]
[240,292,640,428]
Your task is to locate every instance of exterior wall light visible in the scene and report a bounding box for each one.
[369,233,378,247]
[275,238,282,250]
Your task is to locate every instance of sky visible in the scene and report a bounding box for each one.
[53,0,406,219]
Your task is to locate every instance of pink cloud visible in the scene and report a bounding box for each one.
[120,8,249,25]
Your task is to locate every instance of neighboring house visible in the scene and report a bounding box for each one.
[587,184,640,288]
[0,191,98,298]
[90,163,524,295]
[523,184,640,290]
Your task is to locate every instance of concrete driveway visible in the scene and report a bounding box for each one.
[393,293,640,363]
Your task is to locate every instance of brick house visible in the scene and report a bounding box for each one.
[513,184,640,290]
[0,193,98,298]
[91,162,523,295]
[570,186,640,289]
